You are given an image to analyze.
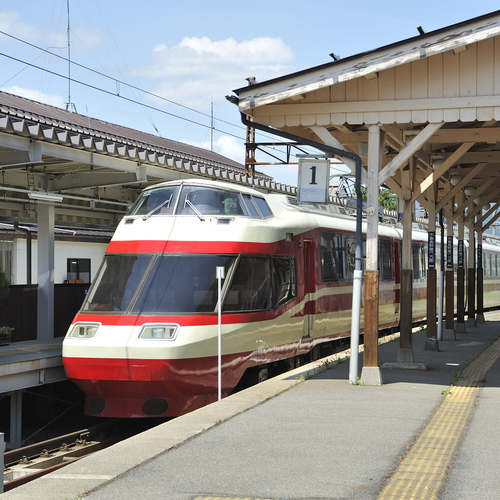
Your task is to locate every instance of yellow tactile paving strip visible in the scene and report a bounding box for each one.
[193,497,278,500]
[378,336,500,499]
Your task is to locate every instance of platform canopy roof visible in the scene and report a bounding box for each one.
[0,91,286,229]
[232,10,500,232]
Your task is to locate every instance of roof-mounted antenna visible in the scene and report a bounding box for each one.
[65,0,77,113]
[417,26,425,35]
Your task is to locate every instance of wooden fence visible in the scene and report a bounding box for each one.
[0,284,88,341]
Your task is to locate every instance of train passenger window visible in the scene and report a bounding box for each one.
[253,197,273,218]
[485,253,491,277]
[81,255,153,312]
[177,186,246,216]
[379,239,392,280]
[127,186,180,217]
[242,194,260,218]
[412,243,427,280]
[223,256,271,312]
[273,257,297,307]
[321,233,347,282]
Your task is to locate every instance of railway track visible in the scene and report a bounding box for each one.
[2,421,145,492]
[2,330,402,492]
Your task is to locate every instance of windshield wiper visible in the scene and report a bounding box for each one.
[184,198,205,221]
[142,195,173,220]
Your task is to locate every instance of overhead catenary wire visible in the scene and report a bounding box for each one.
[0,29,319,163]
[0,29,240,130]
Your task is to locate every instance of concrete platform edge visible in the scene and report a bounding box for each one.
[2,347,354,500]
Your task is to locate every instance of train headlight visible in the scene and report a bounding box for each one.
[139,324,178,340]
[68,323,100,339]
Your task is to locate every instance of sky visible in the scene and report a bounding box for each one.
[1,1,499,186]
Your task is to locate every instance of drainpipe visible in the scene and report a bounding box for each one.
[437,210,445,340]
[230,102,363,383]
[13,222,32,285]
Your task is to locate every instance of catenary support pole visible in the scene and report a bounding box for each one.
[437,211,445,341]
[466,219,476,328]
[232,108,364,385]
[444,209,456,340]
[217,266,225,401]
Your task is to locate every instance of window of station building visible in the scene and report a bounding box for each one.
[0,239,13,283]
[67,258,91,283]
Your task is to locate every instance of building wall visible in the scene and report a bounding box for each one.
[11,237,108,285]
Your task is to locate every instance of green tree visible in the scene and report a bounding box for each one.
[359,186,397,211]
[379,187,397,211]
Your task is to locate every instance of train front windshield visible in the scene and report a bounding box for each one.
[81,254,236,314]
[81,254,296,314]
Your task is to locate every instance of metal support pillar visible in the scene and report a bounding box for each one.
[443,215,456,340]
[36,202,56,339]
[466,220,476,328]
[456,213,466,332]
[477,229,485,324]
[360,124,382,386]
[9,390,22,450]
[425,204,439,350]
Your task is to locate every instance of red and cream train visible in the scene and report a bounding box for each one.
[62,179,500,418]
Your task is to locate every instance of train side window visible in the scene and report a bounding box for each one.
[378,239,392,280]
[224,256,271,312]
[242,194,260,218]
[412,243,428,280]
[253,197,273,218]
[272,257,297,307]
[485,253,491,277]
[321,232,347,282]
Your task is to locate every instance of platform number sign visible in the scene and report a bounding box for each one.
[297,159,330,204]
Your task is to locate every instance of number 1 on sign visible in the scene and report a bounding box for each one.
[310,165,317,185]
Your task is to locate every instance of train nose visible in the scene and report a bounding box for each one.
[86,396,169,417]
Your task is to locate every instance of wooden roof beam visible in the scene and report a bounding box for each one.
[412,141,475,202]
[378,122,444,186]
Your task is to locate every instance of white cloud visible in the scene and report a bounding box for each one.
[2,86,65,108]
[184,135,245,165]
[136,36,295,109]
[0,11,43,42]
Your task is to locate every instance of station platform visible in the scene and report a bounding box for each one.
[3,314,500,500]
[0,338,65,393]
[1,337,66,449]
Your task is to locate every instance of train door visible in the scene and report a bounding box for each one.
[303,239,315,338]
